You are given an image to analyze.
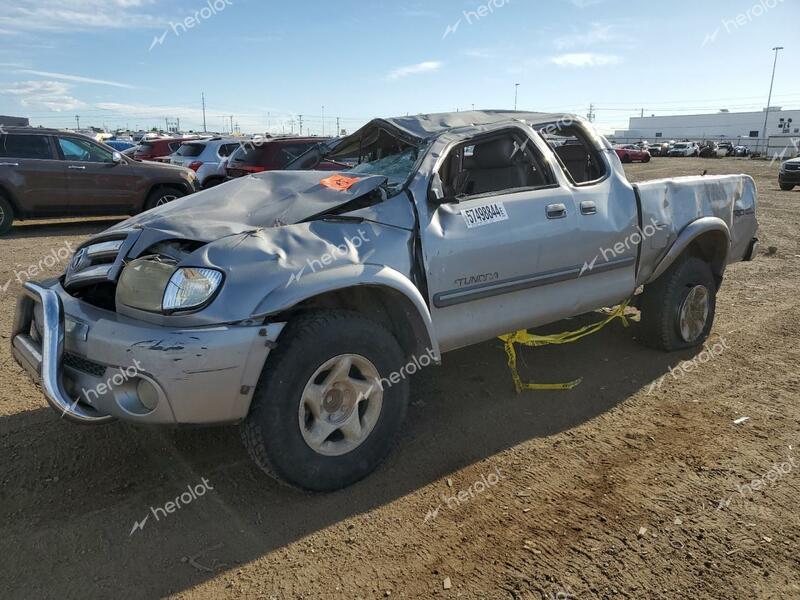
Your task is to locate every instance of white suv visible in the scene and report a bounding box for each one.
[668,141,700,157]
[170,138,244,188]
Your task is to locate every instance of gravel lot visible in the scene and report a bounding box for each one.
[0,158,798,599]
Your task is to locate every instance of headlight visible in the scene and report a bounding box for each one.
[117,261,223,314]
[163,268,223,312]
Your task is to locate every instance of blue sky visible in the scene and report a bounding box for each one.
[1,0,798,135]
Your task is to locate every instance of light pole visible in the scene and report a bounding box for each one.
[514,83,520,110]
[761,46,783,156]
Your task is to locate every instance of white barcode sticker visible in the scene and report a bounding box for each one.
[461,202,509,229]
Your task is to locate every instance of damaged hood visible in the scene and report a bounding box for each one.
[107,170,387,242]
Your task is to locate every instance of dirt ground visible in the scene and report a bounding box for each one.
[0,158,798,600]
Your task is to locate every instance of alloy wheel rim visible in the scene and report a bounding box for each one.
[679,285,710,343]
[298,353,383,457]
[156,194,177,206]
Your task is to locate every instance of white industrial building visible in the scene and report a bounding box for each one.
[613,107,799,151]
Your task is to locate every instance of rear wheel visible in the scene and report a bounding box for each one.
[638,255,717,351]
[241,310,410,491]
[143,186,184,211]
[643,155,651,163]
[0,195,14,235]
[779,182,795,191]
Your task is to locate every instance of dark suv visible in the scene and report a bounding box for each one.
[225,136,345,178]
[0,128,199,234]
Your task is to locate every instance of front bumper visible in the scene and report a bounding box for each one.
[779,170,800,184]
[11,280,284,425]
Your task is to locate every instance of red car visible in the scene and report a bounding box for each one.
[614,144,651,163]
[134,137,198,162]
[226,137,346,178]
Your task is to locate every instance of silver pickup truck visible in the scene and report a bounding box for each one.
[11,111,758,491]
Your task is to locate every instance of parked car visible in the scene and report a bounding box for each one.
[699,142,727,158]
[10,111,758,491]
[133,137,197,162]
[170,137,243,188]
[105,140,136,152]
[0,127,199,234]
[718,142,735,157]
[668,142,700,157]
[225,136,344,178]
[734,145,751,157]
[648,142,669,157]
[779,157,800,190]
[614,144,651,163]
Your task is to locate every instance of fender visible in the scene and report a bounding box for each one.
[251,263,441,361]
[645,217,730,284]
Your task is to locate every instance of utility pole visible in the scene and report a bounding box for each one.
[201,92,207,132]
[762,46,784,155]
[176,117,180,133]
[75,115,80,129]
[587,104,596,123]
[640,108,644,118]
[230,116,234,134]
[336,117,340,136]
[298,115,303,136]
[322,105,325,136]
[514,83,520,110]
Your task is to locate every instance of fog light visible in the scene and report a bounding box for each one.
[137,379,160,411]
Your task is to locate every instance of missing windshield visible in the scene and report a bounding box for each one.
[328,127,419,192]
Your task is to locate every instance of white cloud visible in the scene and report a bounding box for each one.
[554,23,618,50]
[0,0,163,33]
[387,61,443,80]
[0,81,85,112]
[16,69,136,89]
[549,53,622,68]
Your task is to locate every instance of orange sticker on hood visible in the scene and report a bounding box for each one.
[319,174,361,191]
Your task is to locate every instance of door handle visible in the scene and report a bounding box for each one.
[580,200,597,215]
[545,203,567,219]
[0,162,19,167]
[68,165,86,170]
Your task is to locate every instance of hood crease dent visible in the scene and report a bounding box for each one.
[108,171,388,242]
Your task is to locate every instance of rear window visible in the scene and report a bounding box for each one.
[229,141,317,168]
[137,143,154,153]
[0,134,53,159]
[176,143,205,157]
[168,142,181,153]
[218,143,239,157]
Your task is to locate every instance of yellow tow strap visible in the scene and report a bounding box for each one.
[498,300,632,393]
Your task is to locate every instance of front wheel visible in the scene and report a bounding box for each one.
[241,310,411,491]
[779,182,795,191]
[0,195,14,235]
[638,255,717,351]
[143,186,185,211]
[621,154,632,163]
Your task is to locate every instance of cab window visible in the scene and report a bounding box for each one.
[439,131,554,200]
[58,137,114,163]
[537,122,607,185]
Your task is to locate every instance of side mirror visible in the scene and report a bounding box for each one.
[428,172,454,204]
[112,151,123,164]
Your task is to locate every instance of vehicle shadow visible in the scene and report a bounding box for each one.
[4,218,126,239]
[0,315,712,598]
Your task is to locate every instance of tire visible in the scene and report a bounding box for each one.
[0,195,14,235]
[638,255,717,351]
[621,154,632,163]
[143,186,185,211]
[779,182,795,191]
[241,310,410,491]
[643,155,651,163]
[202,177,224,189]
